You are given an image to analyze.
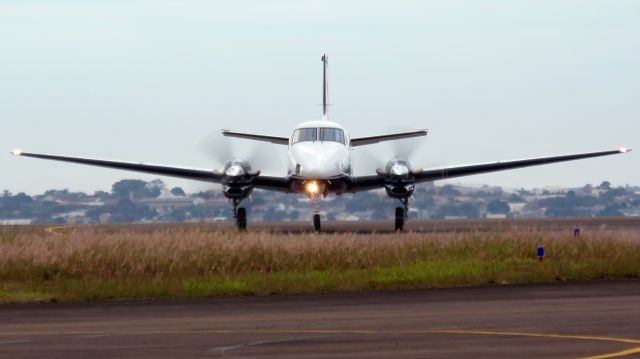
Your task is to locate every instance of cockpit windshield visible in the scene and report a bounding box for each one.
[292,127,345,145]
[292,128,317,143]
[319,128,345,144]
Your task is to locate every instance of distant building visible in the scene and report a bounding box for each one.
[140,191,195,213]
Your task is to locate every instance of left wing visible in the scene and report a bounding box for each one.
[412,148,630,183]
[11,150,224,183]
[350,129,427,147]
[347,147,630,192]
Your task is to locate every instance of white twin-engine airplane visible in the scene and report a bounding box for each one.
[12,55,630,231]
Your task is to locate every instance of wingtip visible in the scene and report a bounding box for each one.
[11,149,23,156]
[619,147,631,153]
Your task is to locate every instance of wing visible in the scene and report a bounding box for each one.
[222,130,289,145]
[253,175,292,192]
[12,151,223,183]
[350,129,427,147]
[346,148,630,192]
[413,148,631,183]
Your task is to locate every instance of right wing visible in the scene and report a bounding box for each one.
[12,151,224,183]
[222,130,289,145]
[12,150,294,192]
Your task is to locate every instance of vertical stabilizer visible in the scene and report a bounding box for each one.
[321,54,328,120]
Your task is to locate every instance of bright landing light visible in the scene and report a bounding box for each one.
[619,147,629,153]
[305,181,319,194]
[11,149,23,156]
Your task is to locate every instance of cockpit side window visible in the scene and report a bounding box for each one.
[292,128,317,143]
[319,128,345,144]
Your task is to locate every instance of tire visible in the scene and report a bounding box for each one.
[236,207,247,231]
[313,213,321,232]
[395,207,404,231]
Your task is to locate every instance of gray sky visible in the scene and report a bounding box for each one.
[2,0,638,194]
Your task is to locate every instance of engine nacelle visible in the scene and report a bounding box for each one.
[377,158,416,199]
[220,160,259,199]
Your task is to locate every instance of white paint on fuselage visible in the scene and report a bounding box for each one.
[288,120,351,179]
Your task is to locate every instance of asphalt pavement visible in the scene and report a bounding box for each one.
[1,280,640,358]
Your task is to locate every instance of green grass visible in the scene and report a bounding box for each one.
[0,225,639,303]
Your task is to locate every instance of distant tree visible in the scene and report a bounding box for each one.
[112,180,148,199]
[433,202,479,219]
[440,185,461,196]
[93,191,113,201]
[0,192,34,214]
[599,181,611,190]
[170,187,186,197]
[518,188,532,197]
[112,179,165,199]
[87,198,157,223]
[487,200,510,214]
[147,179,165,196]
[598,205,624,217]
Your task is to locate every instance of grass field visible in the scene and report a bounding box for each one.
[0,221,639,303]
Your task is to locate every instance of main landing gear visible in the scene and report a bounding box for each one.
[313,213,321,232]
[395,197,410,232]
[232,199,247,231]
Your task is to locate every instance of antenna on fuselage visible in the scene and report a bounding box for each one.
[321,54,329,120]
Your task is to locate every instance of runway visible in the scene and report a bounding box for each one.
[1,281,639,358]
[42,216,640,235]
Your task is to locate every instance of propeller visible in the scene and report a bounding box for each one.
[196,130,285,175]
[352,126,427,176]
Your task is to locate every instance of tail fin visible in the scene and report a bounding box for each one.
[321,54,328,120]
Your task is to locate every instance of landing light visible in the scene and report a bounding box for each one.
[11,149,23,156]
[619,147,629,153]
[306,181,319,194]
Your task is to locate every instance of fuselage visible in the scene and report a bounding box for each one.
[288,120,351,180]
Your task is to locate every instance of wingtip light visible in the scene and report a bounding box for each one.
[11,149,23,156]
[619,147,631,153]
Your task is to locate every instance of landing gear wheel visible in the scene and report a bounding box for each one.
[313,213,321,232]
[236,207,247,231]
[395,207,405,232]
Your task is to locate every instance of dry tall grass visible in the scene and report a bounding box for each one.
[0,225,639,302]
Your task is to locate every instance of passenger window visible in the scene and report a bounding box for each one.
[319,128,345,144]
[292,128,317,143]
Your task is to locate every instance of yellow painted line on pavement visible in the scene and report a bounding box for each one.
[579,347,640,359]
[429,329,640,345]
[3,327,640,358]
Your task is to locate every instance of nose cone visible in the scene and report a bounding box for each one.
[390,163,409,177]
[225,164,245,177]
[291,142,346,178]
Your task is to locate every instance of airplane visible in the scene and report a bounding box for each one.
[11,54,631,231]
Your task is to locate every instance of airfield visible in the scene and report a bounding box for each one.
[1,217,639,358]
[0,281,639,358]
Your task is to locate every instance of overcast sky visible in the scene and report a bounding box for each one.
[2,0,638,194]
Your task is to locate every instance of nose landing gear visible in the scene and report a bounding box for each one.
[310,193,321,232]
